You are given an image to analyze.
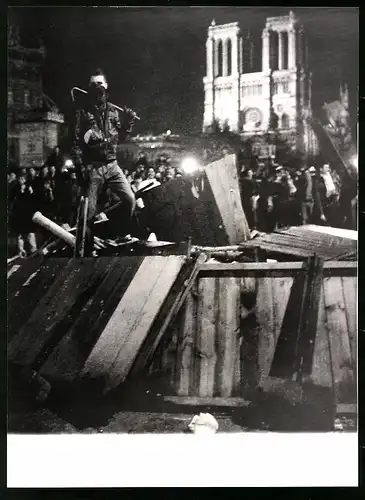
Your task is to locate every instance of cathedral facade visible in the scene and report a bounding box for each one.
[203,11,318,157]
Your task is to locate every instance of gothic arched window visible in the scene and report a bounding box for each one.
[270,31,279,71]
[282,31,288,69]
[281,113,290,129]
[217,39,223,77]
[226,38,232,76]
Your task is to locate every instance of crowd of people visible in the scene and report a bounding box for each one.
[238,160,357,233]
[8,143,357,258]
[7,148,190,257]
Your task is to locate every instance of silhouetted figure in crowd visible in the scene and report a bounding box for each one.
[279,172,298,227]
[314,164,340,226]
[256,177,275,233]
[165,166,176,182]
[134,151,149,171]
[46,145,64,171]
[10,175,37,257]
[240,168,257,229]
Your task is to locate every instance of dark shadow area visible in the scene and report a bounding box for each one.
[8,364,348,434]
[231,383,336,432]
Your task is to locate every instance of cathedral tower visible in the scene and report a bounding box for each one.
[203,20,242,132]
[202,11,318,157]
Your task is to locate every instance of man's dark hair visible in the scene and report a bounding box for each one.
[91,68,107,80]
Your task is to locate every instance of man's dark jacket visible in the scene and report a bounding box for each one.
[70,102,135,167]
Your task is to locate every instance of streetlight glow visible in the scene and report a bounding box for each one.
[181,157,199,174]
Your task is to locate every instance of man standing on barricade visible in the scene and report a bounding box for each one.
[70,68,137,255]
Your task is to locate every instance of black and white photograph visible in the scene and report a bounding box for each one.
[7,6,358,486]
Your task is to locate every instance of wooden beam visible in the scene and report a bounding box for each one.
[164,396,251,407]
[199,261,357,278]
[241,242,318,258]
[294,255,324,380]
[336,404,357,415]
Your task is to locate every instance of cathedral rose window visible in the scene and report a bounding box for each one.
[245,108,262,126]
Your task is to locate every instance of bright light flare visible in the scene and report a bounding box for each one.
[64,159,73,168]
[181,157,199,174]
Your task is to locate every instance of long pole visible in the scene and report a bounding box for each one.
[70,86,140,120]
[32,212,76,247]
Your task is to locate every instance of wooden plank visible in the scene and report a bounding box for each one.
[268,270,307,379]
[39,257,144,381]
[167,328,179,388]
[203,155,249,244]
[215,277,240,397]
[133,254,205,371]
[23,259,115,371]
[204,159,235,243]
[7,258,70,341]
[128,258,197,378]
[7,257,45,295]
[196,277,217,397]
[271,277,294,351]
[81,256,169,379]
[323,276,356,404]
[82,256,185,391]
[175,291,198,396]
[164,396,251,407]
[243,241,318,258]
[199,261,356,278]
[158,334,174,380]
[258,235,348,260]
[105,256,185,391]
[8,259,87,365]
[311,283,333,388]
[223,155,250,242]
[238,277,259,394]
[341,276,357,368]
[297,256,325,378]
[201,261,357,271]
[336,403,357,414]
[256,277,275,383]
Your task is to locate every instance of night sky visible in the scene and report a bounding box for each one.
[8,6,358,136]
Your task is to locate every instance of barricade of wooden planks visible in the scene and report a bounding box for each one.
[7,254,207,397]
[153,260,357,412]
[7,253,357,414]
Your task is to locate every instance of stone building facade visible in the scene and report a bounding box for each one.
[203,11,318,157]
[7,25,64,169]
